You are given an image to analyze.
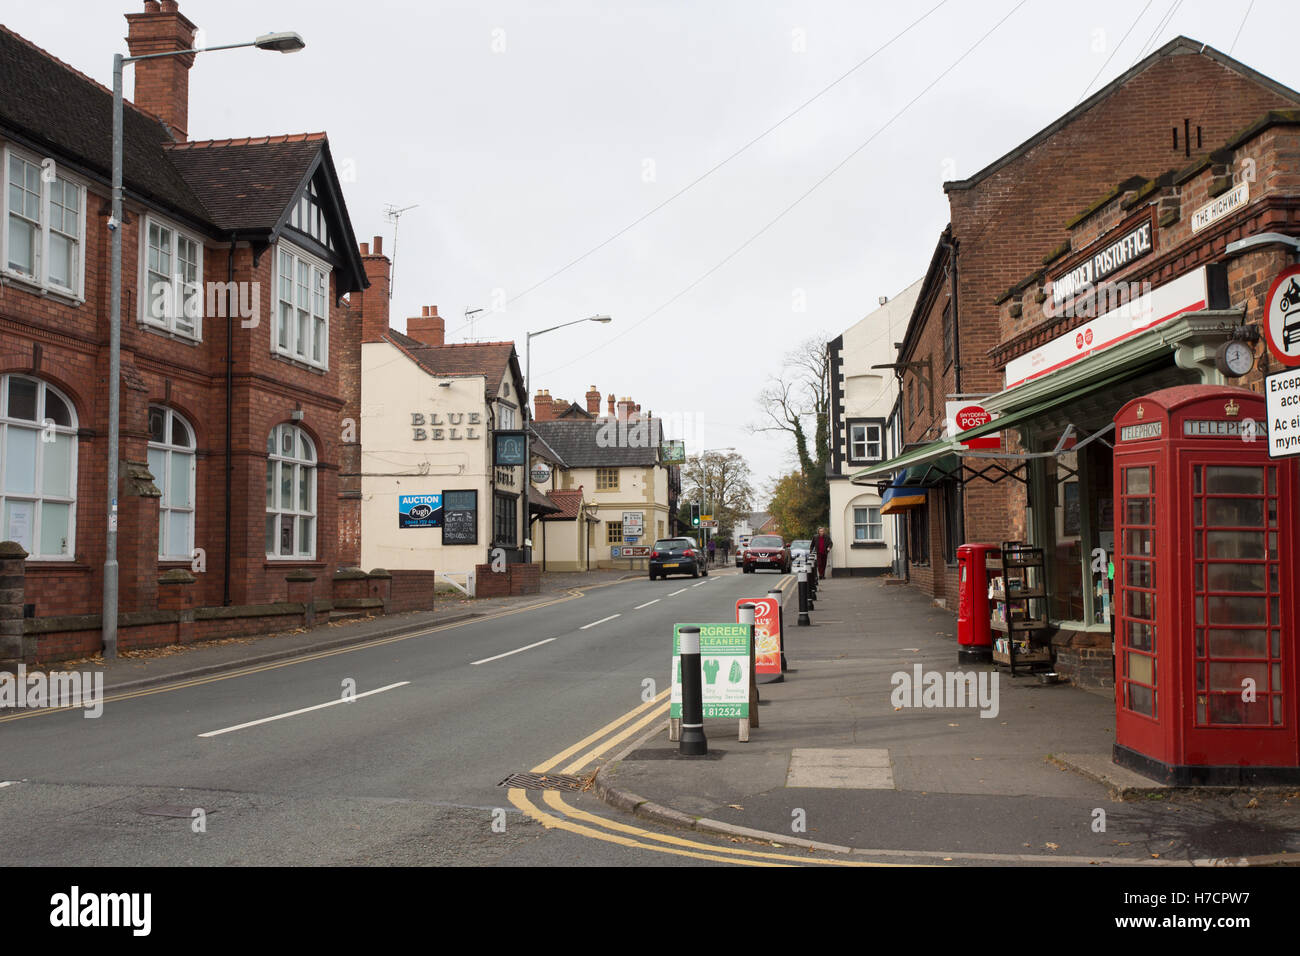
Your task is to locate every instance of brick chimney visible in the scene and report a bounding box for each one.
[125,1,198,141]
[355,236,390,343]
[607,393,615,417]
[406,306,445,347]
[585,386,601,414]
[534,389,553,422]
[617,396,635,420]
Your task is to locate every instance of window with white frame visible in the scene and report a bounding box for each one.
[265,423,316,559]
[848,420,883,463]
[853,505,883,542]
[4,148,85,298]
[1,375,76,559]
[288,180,332,250]
[148,406,195,560]
[498,405,516,430]
[141,217,203,339]
[275,243,329,369]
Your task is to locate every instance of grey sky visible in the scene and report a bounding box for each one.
[9,1,1295,499]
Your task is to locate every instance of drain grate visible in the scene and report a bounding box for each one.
[498,772,588,792]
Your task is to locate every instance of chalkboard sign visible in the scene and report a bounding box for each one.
[441,489,478,545]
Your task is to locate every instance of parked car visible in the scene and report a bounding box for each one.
[790,539,812,569]
[735,534,751,567]
[743,534,790,573]
[649,537,709,580]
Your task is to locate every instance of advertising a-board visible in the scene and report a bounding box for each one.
[669,623,751,719]
[738,597,781,676]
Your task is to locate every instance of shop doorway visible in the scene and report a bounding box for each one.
[1038,434,1115,629]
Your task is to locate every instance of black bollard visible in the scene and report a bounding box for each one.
[797,567,810,626]
[678,626,708,756]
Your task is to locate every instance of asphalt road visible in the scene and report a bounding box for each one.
[0,566,784,866]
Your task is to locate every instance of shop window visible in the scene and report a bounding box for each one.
[908,502,929,566]
[1047,450,1085,623]
[596,467,619,491]
[853,506,882,542]
[265,424,315,559]
[148,406,195,561]
[3,148,85,299]
[607,522,623,544]
[0,375,76,559]
[942,479,961,564]
[493,493,517,546]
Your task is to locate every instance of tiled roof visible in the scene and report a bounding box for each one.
[530,418,664,468]
[542,488,586,520]
[163,134,325,233]
[0,24,210,225]
[527,427,566,466]
[385,331,520,401]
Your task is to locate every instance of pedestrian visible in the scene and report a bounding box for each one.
[708,538,716,565]
[813,526,832,577]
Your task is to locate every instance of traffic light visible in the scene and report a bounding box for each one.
[690,503,700,527]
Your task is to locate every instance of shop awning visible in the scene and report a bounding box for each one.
[881,480,926,515]
[850,362,1163,486]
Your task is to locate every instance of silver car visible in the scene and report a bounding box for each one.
[790,539,813,570]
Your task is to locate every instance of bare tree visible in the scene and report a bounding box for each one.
[681,451,754,538]
[752,335,831,478]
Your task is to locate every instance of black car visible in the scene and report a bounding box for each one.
[649,537,709,580]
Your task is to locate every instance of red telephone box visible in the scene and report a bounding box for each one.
[1112,385,1299,784]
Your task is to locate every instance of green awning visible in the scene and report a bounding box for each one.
[850,362,1165,486]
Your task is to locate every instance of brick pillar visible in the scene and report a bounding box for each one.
[0,541,28,666]
[287,571,318,626]
[157,568,196,643]
[366,569,392,615]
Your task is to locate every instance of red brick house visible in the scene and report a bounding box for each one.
[0,3,369,662]
[852,37,1300,684]
[857,38,1300,604]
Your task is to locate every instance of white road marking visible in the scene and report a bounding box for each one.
[691,581,706,587]
[580,614,621,630]
[198,681,409,738]
[471,638,557,666]
[668,588,688,596]
[0,781,16,788]
[634,600,660,609]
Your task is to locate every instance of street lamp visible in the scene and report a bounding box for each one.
[103,31,305,660]
[523,315,611,563]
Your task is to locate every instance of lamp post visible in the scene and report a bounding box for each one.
[522,315,611,564]
[103,31,305,660]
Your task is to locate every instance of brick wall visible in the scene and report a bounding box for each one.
[388,570,439,613]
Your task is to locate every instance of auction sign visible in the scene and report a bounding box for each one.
[398,494,442,528]
[669,623,751,719]
[946,401,1000,450]
[738,597,782,676]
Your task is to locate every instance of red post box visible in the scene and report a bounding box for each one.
[957,543,1001,663]
[1112,385,1299,784]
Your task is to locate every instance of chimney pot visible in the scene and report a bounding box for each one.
[359,242,370,257]
[372,235,383,255]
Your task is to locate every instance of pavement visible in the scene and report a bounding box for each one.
[30,568,642,696]
[593,573,1300,865]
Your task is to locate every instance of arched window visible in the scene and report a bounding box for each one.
[148,406,195,560]
[0,374,76,559]
[266,423,315,558]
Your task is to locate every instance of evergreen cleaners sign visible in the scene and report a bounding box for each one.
[1050,221,1153,309]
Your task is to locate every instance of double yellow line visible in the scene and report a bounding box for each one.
[508,687,887,867]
